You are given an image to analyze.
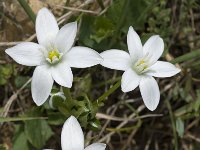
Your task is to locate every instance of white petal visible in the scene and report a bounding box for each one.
[147,61,181,77]
[36,8,59,48]
[65,46,102,68]
[127,26,143,62]
[100,49,131,71]
[55,22,77,53]
[61,116,84,150]
[31,65,53,106]
[84,143,106,150]
[51,62,73,88]
[121,69,141,92]
[143,35,164,65]
[5,42,44,66]
[139,76,160,111]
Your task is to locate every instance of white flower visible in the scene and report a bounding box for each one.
[100,26,180,111]
[61,116,106,150]
[5,8,102,106]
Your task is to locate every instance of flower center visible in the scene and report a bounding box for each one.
[48,50,60,60]
[133,59,148,74]
[46,49,63,64]
[132,53,152,74]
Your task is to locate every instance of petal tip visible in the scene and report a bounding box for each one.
[38,7,49,14]
[68,115,76,121]
[177,68,181,73]
[145,98,160,111]
[32,93,47,106]
[121,85,129,93]
[129,26,133,30]
[5,48,10,55]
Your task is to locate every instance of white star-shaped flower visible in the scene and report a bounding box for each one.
[5,8,102,106]
[100,26,180,111]
[61,116,106,150]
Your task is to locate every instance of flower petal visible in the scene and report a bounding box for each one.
[51,62,73,88]
[139,76,160,111]
[36,8,59,48]
[61,116,84,150]
[143,35,164,65]
[84,143,106,150]
[100,49,131,71]
[65,46,102,68]
[5,42,44,66]
[147,61,181,77]
[121,69,141,92]
[55,22,77,53]
[31,65,53,106]
[127,26,143,62]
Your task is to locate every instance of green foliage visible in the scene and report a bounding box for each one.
[50,88,102,130]
[90,17,114,43]
[0,64,13,85]
[12,109,53,149]
[0,145,6,150]
[176,118,184,138]
[13,125,29,150]
[14,76,30,88]
[25,119,53,149]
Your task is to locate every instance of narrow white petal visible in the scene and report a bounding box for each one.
[51,62,73,88]
[100,49,131,71]
[31,65,53,106]
[139,76,160,111]
[5,42,44,66]
[61,116,84,150]
[65,46,102,68]
[84,143,106,150]
[121,69,141,92]
[127,26,143,62]
[55,22,77,53]
[147,61,181,77]
[143,35,164,65]
[36,8,59,48]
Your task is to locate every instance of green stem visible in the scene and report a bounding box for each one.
[17,0,36,23]
[166,100,178,150]
[97,80,121,103]
[170,49,200,64]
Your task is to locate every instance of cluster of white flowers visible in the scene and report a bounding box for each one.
[5,8,180,149]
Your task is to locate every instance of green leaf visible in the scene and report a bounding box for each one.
[0,64,13,85]
[47,111,66,125]
[171,49,200,64]
[12,125,29,150]
[14,76,30,88]
[90,17,114,43]
[89,118,101,131]
[176,118,184,138]
[25,119,53,149]
[22,108,53,149]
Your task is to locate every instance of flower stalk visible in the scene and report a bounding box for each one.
[17,0,36,23]
[97,80,121,104]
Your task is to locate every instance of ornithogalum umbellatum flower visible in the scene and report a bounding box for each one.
[100,26,180,111]
[6,8,102,106]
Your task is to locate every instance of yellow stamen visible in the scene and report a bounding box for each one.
[48,50,60,61]
[138,60,145,65]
